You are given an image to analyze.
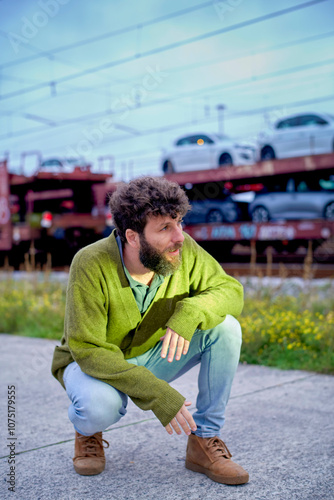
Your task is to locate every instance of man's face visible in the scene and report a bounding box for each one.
[139,214,185,276]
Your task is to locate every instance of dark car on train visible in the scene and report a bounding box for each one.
[183,197,240,224]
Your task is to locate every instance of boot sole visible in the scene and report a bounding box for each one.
[73,464,105,476]
[185,460,249,485]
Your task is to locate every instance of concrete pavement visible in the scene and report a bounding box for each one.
[1,333,333,500]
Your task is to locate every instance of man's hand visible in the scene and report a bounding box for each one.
[165,402,197,436]
[160,327,190,362]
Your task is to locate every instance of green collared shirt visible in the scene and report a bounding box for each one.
[116,236,164,314]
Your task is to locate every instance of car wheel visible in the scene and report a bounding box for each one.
[324,201,334,220]
[260,146,275,160]
[251,206,270,222]
[162,160,174,174]
[218,153,233,166]
[206,209,224,223]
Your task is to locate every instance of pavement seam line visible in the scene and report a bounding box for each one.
[0,372,317,459]
[230,373,316,399]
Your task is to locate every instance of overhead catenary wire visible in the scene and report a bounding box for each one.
[0,1,215,69]
[3,28,333,119]
[1,0,327,71]
[0,1,219,92]
[1,55,333,141]
[0,0,329,101]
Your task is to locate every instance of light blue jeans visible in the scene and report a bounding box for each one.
[63,314,242,438]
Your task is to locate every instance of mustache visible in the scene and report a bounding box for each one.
[166,242,183,252]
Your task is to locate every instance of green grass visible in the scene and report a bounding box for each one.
[0,276,66,339]
[1,276,333,374]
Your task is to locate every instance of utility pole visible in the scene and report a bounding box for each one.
[216,104,226,136]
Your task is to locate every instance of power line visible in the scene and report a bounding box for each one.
[0,0,328,102]
[125,56,334,111]
[0,29,56,60]
[165,29,334,78]
[0,1,214,69]
[1,55,333,141]
[0,30,111,84]
[5,28,333,119]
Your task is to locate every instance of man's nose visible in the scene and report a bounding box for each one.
[172,225,185,244]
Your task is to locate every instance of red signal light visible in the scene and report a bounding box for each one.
[41,211,53,228]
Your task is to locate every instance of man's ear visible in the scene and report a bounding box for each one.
[125,228,140,248]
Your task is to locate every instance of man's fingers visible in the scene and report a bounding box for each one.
[165,414,188,436]
[165,423,173,435]
[167,331,178,362]
[175,412,191,435]
[164,403,197,436]
[161,328,189,362]
[175,336,185,361]
[170,418,182,435]
[175,337,189,360]
[160,330,171,359]
[180,405,197,432]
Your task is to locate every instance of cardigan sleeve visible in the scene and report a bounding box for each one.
[166,235,244,340]
[64,261,186,427]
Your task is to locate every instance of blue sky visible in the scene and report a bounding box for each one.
[1,0,334,179]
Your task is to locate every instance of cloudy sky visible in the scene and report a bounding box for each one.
[1,0,333,179]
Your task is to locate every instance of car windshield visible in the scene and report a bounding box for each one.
[66,158,86,166]
[40,159,61,168]
[295,177,334,192]
[319,177,334,191]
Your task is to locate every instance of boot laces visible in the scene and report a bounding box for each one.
[78,433,110,457]
[207,437,232,460]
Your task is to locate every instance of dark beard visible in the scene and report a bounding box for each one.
[139,233,182,277]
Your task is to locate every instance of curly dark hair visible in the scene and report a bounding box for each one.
[108,176,190,243]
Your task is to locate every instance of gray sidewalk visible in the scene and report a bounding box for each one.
[1,334,333,500]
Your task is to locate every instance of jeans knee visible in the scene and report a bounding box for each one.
[216,314,242,347]
[226,314,242,340]
[70,388,127,435]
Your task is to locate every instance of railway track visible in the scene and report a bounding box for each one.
[220,248,334,278]
[1,261,332,279]
[1,243,334,278]
[221,262,334,279]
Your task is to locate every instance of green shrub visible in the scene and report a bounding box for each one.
[240,287,334,374]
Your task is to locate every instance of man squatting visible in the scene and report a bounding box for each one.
[51,176,249,485]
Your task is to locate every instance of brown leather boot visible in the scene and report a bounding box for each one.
[73,431,109,476]
[185,434,249,485]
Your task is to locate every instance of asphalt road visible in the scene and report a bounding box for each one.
[1,334,333,500]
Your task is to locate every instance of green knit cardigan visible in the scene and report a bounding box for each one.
[51,231,243,426]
